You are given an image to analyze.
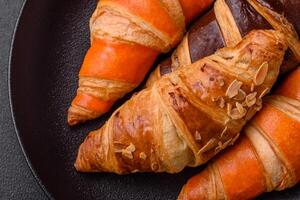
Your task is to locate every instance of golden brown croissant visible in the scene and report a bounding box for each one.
[147,0,300,87]
[178,67,300,200]
[75,30,287,174]
[67,0,213,125]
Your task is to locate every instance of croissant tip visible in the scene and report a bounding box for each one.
[67,110,84,126]
[68,117,80,126]
[74,146,89,172]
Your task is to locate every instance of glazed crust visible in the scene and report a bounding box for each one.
[75,30,287,174]
[147,0,300,86]
[68,0,213,125]
[178,68,300,200]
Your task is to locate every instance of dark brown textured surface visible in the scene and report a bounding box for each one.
[6,0,300,199]
[258,0,300,34]
[225,0,272,36]
[188,10,225,63]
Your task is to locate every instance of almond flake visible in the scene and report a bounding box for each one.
[220,126,228,138]
[259,88,270,99]
[242,101,247,107]
[254,62,268,85]
[251,83,255,92]
[231,133,240,145]
[211,97,219,102]
[227,103,232,116]
[219,79,225,87]
[139,152,147,160]
[234,89,246,101]
[126,143,136,152]
[219,97,225,108]
[215,146,222,154]
[195,131,202,141]
[122,149,133,159]
[151,163,159,171]
[218,141,223,148]
[236,102,246,115]
[226,80,243,98]
[255,100,263,111]
[225,118,230,124]
[256,98,262,106]
[236,62,250,69]
[223,138,233,148]
[197,138,217,154]
[229,108,245,120]
[245,92,257,107]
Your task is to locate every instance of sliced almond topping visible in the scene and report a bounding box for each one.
[225,118,230,124]
[126,143,136,152]
[255,99,263,111]
[254,62,268,85]
[229,108,246,120]
[198,138,217,154]
[256,98,262,106]
[223,138,233,148]
[231,133,240,145]
[151,163,159,171]
[219,79,225,87]
[219,97,225,108]
[259,88,270,99]
[251,83,255,92]
[139,152,147,160]
[195,131,202,141]
[234,89,246,101]
[227,103,232,115]
[122,149,133,159]
[242,101,247,107]
[236,62,250,69]
[211,96,219,102]
[245,92,257,107]
[220,126,228,138]
[218,141,223,148]
[236,102,246,115]
[215,146,222,154]
[226,80,243,98]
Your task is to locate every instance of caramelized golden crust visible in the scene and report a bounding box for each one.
[75,30,287,174]
[178,68,300,200]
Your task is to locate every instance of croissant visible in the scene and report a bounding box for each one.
[67,0,213,126]
[75,30,287,174]
[178,67,300,200]
[147,0,300,87]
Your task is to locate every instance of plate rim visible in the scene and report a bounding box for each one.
[8,0,53,199]
[6,1,300,199]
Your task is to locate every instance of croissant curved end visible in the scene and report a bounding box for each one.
[67,106,98,126]
[74,131,102,172]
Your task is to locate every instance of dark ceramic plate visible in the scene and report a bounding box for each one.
[9,0,300,199]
